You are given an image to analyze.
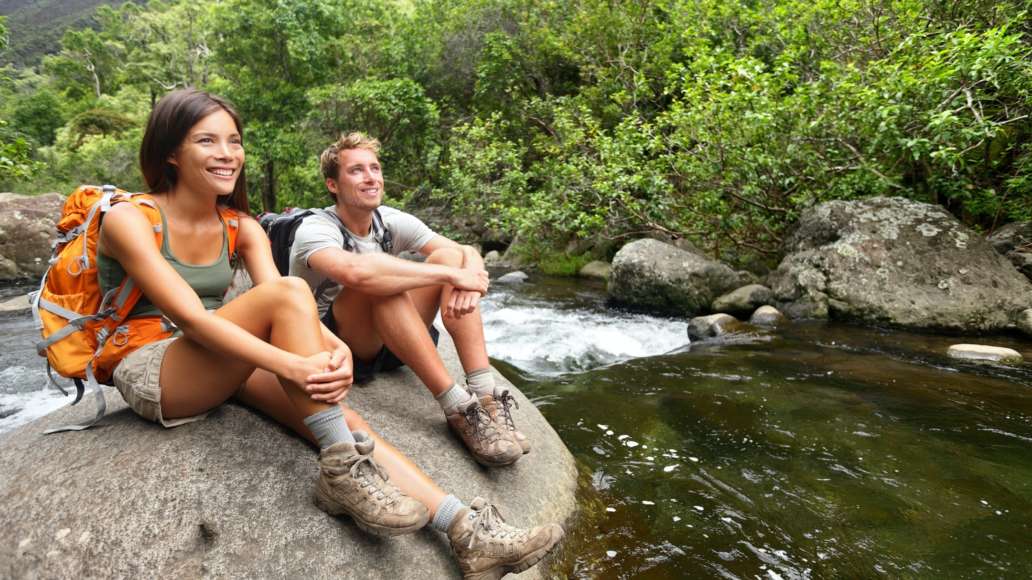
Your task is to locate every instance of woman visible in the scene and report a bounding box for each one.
[96,88,562,579]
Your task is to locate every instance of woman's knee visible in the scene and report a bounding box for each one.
[266,276,318,314]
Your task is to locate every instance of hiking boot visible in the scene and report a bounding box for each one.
[314,431,429,536]
[446,397,523,467]
[478,389,530,454]
[446,498,565,580]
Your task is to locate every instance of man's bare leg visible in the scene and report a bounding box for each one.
[331,289,452,395]
[389,248,531,455]
[328,249,522,465]
[407,250,490,374]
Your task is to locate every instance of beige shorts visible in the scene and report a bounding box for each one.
[111,337,209,428]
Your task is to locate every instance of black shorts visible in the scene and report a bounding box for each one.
[321,307,440,383]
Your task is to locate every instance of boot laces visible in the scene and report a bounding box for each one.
[342,450,400,506]
[462,402,501,443]
[495,389,519,431]
[468,503,528,550]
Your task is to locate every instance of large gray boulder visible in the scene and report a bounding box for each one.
[768,197,1032,331]
[608,239,743,315]
[0,193,64,281]
[987,221,1032,282]
[0,333,577,579]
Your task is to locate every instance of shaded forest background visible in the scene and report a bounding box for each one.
[1,0,1030,271]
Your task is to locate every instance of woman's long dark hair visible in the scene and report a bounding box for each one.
[139,89,250,214]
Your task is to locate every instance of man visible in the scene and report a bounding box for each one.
[288,132,528,467]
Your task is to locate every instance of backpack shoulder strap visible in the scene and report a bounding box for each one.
[102,193,164,322]
[217,206,242,256]
[372,208,393,254]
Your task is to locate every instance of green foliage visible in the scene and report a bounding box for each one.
[67,108,135,147]
[0,119,41,188]
[536,251,593,277]
[306,78,440,198]
[0,0,1029,264]
[9,88,65,146]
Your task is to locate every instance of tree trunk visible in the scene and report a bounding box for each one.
[262,160,277,213]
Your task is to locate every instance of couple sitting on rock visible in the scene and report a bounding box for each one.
[93,88,561,579]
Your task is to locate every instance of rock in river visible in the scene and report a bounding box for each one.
[578,260,611,281]
[768,197,1032,331]
[947,344,1024,365]
[688,313,739,340]
[749,305,786,326]
[0,332,577,579]
[608,239,744,315]
[711,284,773,315]
[496,270,529,284]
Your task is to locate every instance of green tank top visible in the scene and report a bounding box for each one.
[98,206,233,319]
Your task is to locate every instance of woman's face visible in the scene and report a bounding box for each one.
[169,109,244,197]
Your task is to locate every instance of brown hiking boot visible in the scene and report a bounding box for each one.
[446,397,523,467]
[314,431,429,536]
[478,389,530,454]
[447,498,565,580]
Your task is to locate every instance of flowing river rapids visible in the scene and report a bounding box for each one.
[3,277,1032,578]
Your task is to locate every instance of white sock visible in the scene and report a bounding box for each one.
[430,494,466,533]
[303,406,355,448]
[465,368,496,397]
[436,384,474,414]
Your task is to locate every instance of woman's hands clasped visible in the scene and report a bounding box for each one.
[286,340,354,404]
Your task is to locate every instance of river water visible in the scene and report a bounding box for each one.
[479,277,1032,579]
[3,277,1031,578]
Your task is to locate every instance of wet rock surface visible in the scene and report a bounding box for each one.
[768,197,1032,331]
[608,239,744,315]
[0,332,577,579]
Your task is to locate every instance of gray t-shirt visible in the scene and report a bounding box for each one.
[289,206,436,315]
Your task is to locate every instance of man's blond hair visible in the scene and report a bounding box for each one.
[320,132,381,181]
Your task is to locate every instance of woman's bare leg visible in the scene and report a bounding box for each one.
[237,368,449,516]
[158,276,330,420]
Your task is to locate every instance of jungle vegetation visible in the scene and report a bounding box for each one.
[1,0,1030,268]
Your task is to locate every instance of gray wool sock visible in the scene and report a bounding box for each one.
[436,384,474,414]
[465,368,496,397]
[303,406,355,449]
[431,495,466,533]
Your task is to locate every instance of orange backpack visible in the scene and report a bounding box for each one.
[30,185,240,433]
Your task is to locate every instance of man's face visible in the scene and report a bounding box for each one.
[327,148,383,211]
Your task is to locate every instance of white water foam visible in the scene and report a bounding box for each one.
[480,289,687,376]
[0,365,72,436]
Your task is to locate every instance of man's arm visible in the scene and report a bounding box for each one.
[419,235,488,318]
[421,235,485,269]
[307,246,487,296]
